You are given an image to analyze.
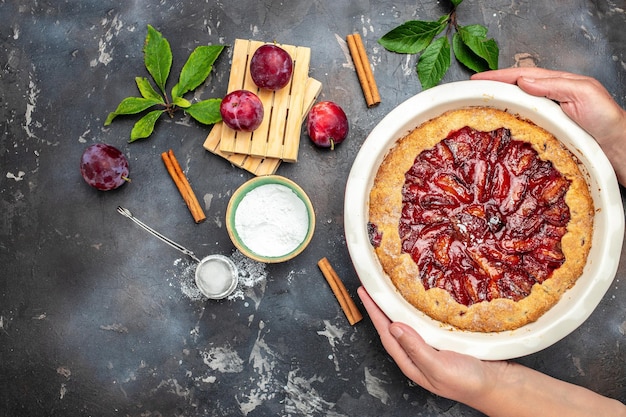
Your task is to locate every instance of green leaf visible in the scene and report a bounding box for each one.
[144,25,172,94]
[174,45,225,98]
[173,96,191,108]
[104,96,163,125]
[458,25,499,70]
[379,19,447,54]
[452,33,489,73]
[171,83,182,102]
[135,77,163,101]
[185,99,222,125]
[129,110,163,142]
[417,37,451,89]
[451,0,464,7]
[459,24,488,38]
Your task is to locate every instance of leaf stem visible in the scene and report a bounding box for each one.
[449,9,458,32]
[161,93,177,118]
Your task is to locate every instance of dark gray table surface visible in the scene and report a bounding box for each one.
[1,1,625,416]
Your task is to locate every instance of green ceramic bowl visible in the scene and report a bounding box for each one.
[226,175,315,263]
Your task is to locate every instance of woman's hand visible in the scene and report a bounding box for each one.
[358,286,626,416]
[357,287,507,406]
[472,68,626,185]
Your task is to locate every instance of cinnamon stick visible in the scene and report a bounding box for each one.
[346,33,380,107]
[161,149,206,224]
[318,257,363,325]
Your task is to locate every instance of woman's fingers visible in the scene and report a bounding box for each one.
[470,67,588,83]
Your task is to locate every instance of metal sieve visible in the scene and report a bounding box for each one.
[116,206,238,299]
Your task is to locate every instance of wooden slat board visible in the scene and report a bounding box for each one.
[218,39,313,162]
[203,38,322,176]
[203,77,322,176]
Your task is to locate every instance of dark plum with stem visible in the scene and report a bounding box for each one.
[80,143,130,191]
[250,44,293,91]
[306,101,349,150]
[220,90,264,132]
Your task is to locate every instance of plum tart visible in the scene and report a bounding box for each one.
[368,107,593,332]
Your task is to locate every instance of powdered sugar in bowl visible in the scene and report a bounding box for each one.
[226,175,315,263]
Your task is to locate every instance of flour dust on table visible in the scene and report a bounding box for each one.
[168,250,268,302]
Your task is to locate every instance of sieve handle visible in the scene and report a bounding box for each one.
[116,206,200,263]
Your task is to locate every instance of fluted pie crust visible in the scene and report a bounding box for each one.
[369,107,594,332]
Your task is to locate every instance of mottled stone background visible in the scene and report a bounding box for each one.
[1,1,624,416]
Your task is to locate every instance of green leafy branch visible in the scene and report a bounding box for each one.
[105,25,225,142]
[379,0,499,89]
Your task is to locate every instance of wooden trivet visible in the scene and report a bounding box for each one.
[203,77,321,176]
[219,39,315,162]
[203,38,322,176]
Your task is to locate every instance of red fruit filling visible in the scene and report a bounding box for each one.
[399,126,571,306]
[367,222,383,247]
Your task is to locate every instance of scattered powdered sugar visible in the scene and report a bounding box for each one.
[227,250,268,302]
[171,259,204,301]
[169,250,267,302]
